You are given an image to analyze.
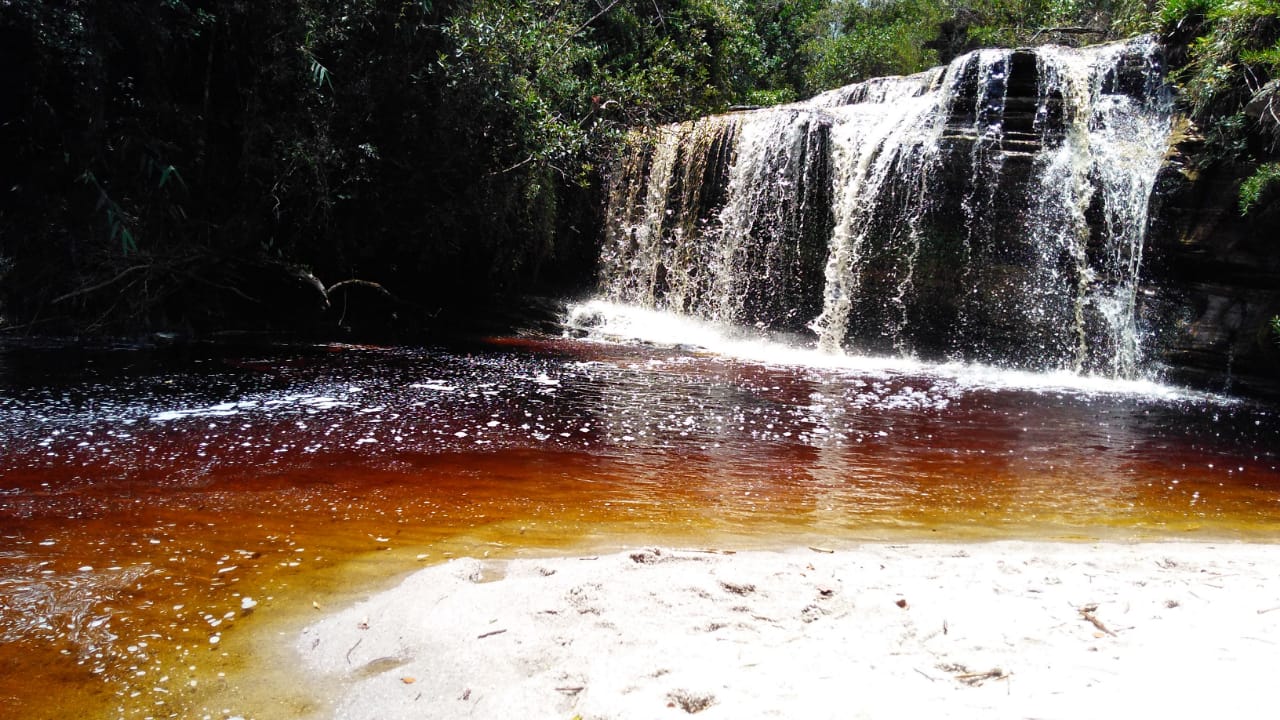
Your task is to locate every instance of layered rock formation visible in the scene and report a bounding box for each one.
[1146,134,1280,395]
[599,37,1183,381]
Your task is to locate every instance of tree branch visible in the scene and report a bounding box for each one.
[51,264,152,304]
[491,154,538,176]
[554,0,621,56]
[325,279,393,297]
[651,0,665,29]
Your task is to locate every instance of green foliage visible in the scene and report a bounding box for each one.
[1160,0,1280,168]
[1240,162,1280,213]
[80,171,138,256]
[1163,0,1280,114]
[308,55,333,90]
[801,0,944,92]
[743,87,800,106]
[1241,38,1280,74]
[1160,0,1218,27]
[740,0,829,100]
[928,0,1153,51]
[3,0,822,331]
[793,0,1157,94]
[438,1,601,176]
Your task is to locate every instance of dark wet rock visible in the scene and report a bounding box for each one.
[1145,126,1280,397]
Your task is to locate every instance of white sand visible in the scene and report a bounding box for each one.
[297,542,1280,719]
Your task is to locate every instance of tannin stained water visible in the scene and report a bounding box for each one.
[2,332,1280,718]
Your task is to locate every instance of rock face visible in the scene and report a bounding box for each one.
[1145,142,1280,396]
[595,34,1280,395]
[599,37,1182,380]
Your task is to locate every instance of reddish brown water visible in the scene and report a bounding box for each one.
[2,336,1280,718]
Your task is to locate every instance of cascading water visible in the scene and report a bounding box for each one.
[593,37,1173,378]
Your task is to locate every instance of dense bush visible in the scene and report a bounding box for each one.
[1158,0,1280,214]
[0,1,783,335]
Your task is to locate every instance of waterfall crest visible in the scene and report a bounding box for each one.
[596,37,1172,377]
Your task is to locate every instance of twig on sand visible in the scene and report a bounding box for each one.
[345,637,362,664]
[555,686,585,695]
[477,629,508,640]
[1078,604,1117,636]
[937,662,1009,686]
[679,548,736,555]
[808,546,835,554]
[1257,605,1280,615]
[954,668,1009,686]
[962,666,1008,681]
[914,668,939,683]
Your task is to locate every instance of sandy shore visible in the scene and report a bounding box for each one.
[297,542,1280,719]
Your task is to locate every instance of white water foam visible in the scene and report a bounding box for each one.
[564,299,1194,400]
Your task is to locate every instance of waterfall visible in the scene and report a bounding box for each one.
[596,37,1172,378]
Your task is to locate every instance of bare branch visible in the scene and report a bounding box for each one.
[553,0,621,56]
[51,264,152,304]
[325,279,393,297]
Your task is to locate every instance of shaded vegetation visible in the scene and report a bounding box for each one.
[800,0,1156,91]
[1158,0,1280,211]
[1240,161,1280,214]
[0,0,1274,338]
[2,0,798,337]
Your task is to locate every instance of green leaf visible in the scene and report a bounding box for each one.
[1239,162,1280,215]
[159,164,185,189]
[310,57,333,89]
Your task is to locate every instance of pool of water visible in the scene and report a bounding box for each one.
[3,314,1280,718]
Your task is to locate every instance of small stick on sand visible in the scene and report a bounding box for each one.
[1078,604,1116,636]
[477,629,508,640]
[954,668,1008,686]
[914,668,939,683]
